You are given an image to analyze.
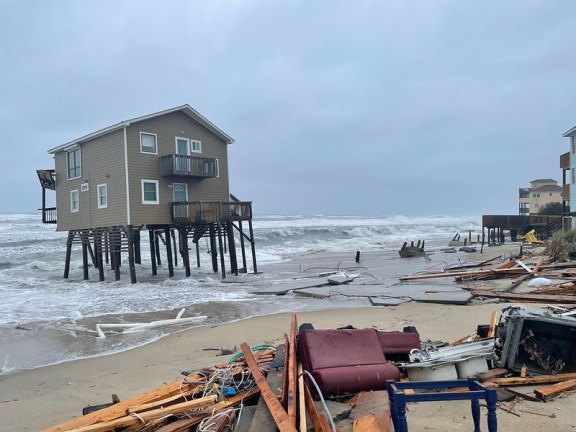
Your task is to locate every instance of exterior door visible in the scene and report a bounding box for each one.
[173,183,188,218]
[175,138,190,174]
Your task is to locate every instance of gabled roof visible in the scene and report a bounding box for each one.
[563,125,576,137]
[48,104,234,154]
[531,184,562,193]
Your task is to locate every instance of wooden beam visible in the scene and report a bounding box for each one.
[62,396,217,432]
[487,310,499,338]
[43,375,207,432]
[303,381,332,432]
[240,343,297,432]
[490,372,576,387]
[534,378,576,401]
[298,363,307,432]
[287,313,298,427]
[471,291,576,303]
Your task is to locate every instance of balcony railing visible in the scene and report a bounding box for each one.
[41,207,57,224]
[170,201,252,225]
[160,154,218,178]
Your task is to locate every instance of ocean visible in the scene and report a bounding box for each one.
[0,213,481,375]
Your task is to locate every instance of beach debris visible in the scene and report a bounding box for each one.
[326,272,359,285]
[95,308,207,338]
[398,240,427,258]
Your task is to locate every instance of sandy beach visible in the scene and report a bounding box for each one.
[1,243,573,431]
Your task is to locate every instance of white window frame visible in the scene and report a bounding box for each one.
[141,179,159,204]
[97,183,108,209]
[70,189,79,213]
[140,132,158,154]
[215,158,220,177]
[191,139,202,153]
[67,147,82,180]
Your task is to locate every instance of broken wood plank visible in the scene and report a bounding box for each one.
[534,378,576,401]
[487,310,499,338]
[353,413,391,432]
[43,374,207,432]
[303,381,332,432]
[63,396,217,432]
[298,363,307,432]
[477,368,510,382]
[287,313,298,427]
[491,372,576,386]
[349,391,392,431]
[240,343,297,432]
[471,291,576,303]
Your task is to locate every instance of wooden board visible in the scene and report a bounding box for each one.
[350,391,392,431]
[491,372,576,386]
[240,343,297,432]
[43,374,207,432]
[471,291,576,303]
[298,363,307,432]
[534,378,576,401]
[303,381,332,432]
[287,313,298,426]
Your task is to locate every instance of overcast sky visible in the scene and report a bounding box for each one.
[2,0,575,217]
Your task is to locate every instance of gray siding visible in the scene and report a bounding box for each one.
[125,111,230,226]
[55,129,127,231]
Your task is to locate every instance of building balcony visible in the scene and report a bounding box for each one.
[561,152,570,170]
[170,201,253,225]
[564,184,571,201]
[160,154,218,178]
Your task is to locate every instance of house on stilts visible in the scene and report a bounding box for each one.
[36,104,257,283]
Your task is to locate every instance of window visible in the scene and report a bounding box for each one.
[140,132,157,154]
[572,137,576,154]
[70,190,79,212]
[67,148,82,180]
[572,168,575,184]
[141,180,159,204]
[191,140,202,153]
[97,184,108,209]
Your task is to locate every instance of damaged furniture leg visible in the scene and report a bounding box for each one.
[386,378,497,432]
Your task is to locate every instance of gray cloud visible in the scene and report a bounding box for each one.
[2,0,575,216]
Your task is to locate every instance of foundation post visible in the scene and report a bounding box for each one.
[165,227,174,277]
[81,231,89,281]
[149,228,157,276]
[64,231,74,279]
[127,225,137,284]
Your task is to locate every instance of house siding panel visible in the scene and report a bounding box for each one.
[125,111,230,226]
[55,129,127,231]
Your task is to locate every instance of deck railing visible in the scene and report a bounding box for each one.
[160,154,218,178]
[170,201,252,224]
[42,207,57,224]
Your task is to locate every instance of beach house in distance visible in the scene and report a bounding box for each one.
[36,105,257,283]
[518,179,563,215]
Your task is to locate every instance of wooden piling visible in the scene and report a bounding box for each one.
[217,222,226,279]
[249,219,258,274]
[127,225,137,284]
[81,231,89,281]
[64,231,73,279]
[226,222,238,276]
[149,229,157,276]
[165,227,174,277]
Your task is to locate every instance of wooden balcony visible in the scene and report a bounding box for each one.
[160,154,218,178]
[561,152,570,170]
[170,201,252,225]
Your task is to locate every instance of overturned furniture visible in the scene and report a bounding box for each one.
[298,328,402,397]
[495,306,576,375]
